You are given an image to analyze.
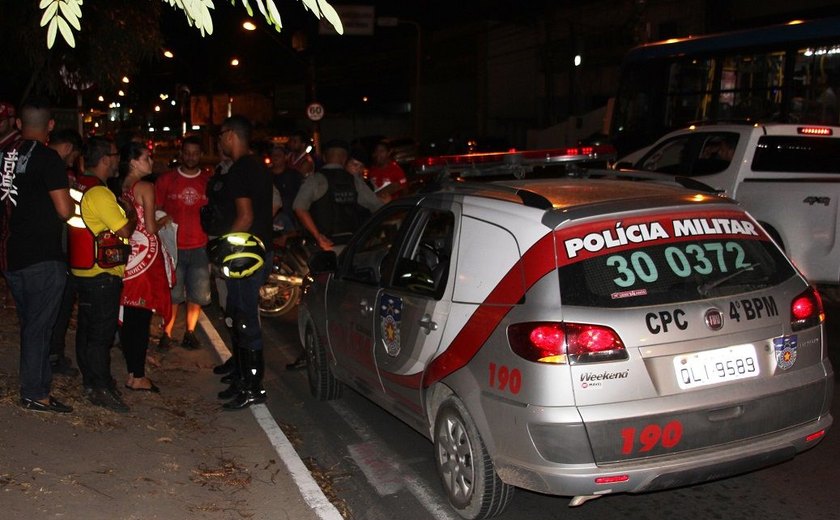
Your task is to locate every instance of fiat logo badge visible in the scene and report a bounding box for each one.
[704,309,724,330]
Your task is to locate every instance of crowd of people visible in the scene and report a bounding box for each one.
[0,96,409,415]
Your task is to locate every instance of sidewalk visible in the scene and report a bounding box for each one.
[0,297,328,519]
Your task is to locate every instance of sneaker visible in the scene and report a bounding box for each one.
[157,334,172,351]
[88,387,130,414]
[20,396,73,414]
[181,331,201,351]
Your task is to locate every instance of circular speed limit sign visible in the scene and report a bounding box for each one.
[306,102,325,121]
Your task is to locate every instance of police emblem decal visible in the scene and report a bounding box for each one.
[380,294,402,357]
[773,335,798,370]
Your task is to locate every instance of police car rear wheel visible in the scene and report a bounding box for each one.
[305,326,342,400]
[433,397,514,519]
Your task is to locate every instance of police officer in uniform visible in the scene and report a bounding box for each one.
[286,140,383,371]
[293,139,382,252]
[212,115,274,410]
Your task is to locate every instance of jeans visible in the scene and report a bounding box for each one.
[225,251,270,352]
[4,260,67,401]
[49,270,76,362]
[74,273,122,390]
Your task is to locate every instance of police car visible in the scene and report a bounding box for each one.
[297,171,833,519]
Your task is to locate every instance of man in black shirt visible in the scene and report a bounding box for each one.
[0,98,74,413]
[214,115,273,410]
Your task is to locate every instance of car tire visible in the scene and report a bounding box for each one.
[304,325,342,400]
[433,397,514,519]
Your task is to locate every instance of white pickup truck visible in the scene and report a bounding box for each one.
[617,123,840,288]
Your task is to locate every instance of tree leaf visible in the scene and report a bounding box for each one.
[57,15,76,48]
[47,17,58,49]
[317,2,344,35]
[59,2,81,31]
[266,0,282,28]
[67,0,84,19]
[201,4,214,36]
[241,0,255,18]
[40,2,58,27]
[39,0,54,9]
[254,0,268,19]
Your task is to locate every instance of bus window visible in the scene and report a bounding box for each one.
[665,58,716,129]
[791,45,840,125]
[719,52,785,122]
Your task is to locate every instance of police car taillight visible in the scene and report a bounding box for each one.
[565,323,628,363]
[508,322,627,364]
[790,286,824,331]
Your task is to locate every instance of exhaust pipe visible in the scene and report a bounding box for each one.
[569,495,603,507]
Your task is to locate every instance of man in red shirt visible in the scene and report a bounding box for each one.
[155,136,211,350]
[367,140,407,199]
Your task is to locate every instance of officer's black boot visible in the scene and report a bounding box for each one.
[222,348,267,410]
[218,343,239,384]
[213,356,235,376]
[217,346,245,399]
[215,320,238,378]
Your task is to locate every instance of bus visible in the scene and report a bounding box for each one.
[609,16,840,156]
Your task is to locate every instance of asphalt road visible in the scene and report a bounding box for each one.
[252,304,840,520]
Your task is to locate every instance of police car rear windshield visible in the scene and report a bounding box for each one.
[558,236,795,308]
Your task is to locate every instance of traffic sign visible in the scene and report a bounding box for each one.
[306,102,325,121]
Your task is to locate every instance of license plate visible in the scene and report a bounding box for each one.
[673,344,760,389]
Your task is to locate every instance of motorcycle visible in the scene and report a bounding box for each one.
[259,235,310,317]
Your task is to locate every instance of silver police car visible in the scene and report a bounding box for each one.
[297,176,833,519]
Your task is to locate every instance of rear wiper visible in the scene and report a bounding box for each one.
[698,263,759,296]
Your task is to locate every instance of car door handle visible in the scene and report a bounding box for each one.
[359,299,373,316]
[418,314,438,334]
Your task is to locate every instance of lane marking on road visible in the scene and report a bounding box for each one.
[329,401,460,520]
[199,312,231,363]
[199,311,343,520]
[252,405,343,520]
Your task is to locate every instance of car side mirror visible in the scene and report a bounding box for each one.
[309,250,338,275]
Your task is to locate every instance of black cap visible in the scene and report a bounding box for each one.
[323,139,350,152]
